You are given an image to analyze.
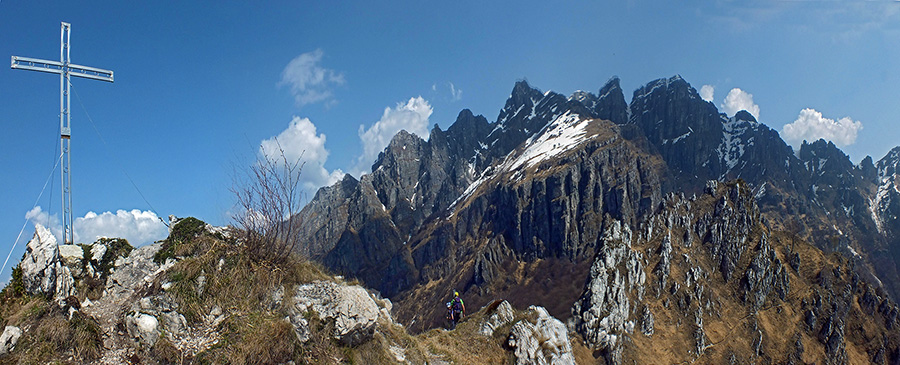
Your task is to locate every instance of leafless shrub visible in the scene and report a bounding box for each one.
[231,138,305,265]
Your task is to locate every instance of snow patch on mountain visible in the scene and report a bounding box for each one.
[871,149,900,234]
[451,112,593,211]
[505,112,590,171]
[717,116,759,175]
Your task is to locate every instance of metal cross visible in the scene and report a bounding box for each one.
[11,22,114,245]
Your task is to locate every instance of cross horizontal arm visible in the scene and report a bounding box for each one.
[68,64,114,82]
[11,56,63,74]
[11,56,114,82]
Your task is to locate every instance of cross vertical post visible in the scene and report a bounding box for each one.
[11,22,114,244]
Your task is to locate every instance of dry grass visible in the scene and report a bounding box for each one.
[153,221,339,364]
[0,295,102,364]
[151,334,183,364]
[412,302,513,364]
[228,316,296,365]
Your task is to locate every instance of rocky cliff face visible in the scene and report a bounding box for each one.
[293,109,497,297]
[873,147,900,240]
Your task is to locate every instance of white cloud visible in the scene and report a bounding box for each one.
[353,97,433,176]
[449,82,463,101]
[76,210,168,245]
[781,108,863,148]
[25,206,167,246]
[700,85,715,102]
[279,49,345,107]
[720,88,760,119]
[260,116,344,193]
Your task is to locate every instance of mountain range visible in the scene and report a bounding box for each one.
[294,75,900,363]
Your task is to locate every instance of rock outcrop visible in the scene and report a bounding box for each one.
[19,224,74,304]
[480,300,515,336]
[572,219,643,363]
[0,326,22,355]
[287,280,391,346]
[506,306,574,365]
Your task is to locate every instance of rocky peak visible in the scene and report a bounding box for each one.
[594,76,629,125]
[859,155,877,182]
[443,109,492,160]
[478,82,582,173]
[877,146,900,179]
[799,139,855,178]
[627,75,725,180]
[733,110,757,123]
[569,90,596,106]
[372,130,427,173]
[568,77,628,126]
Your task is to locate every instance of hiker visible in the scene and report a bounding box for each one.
[447,290,466,329]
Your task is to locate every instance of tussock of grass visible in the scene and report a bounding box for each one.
[92,237,134,276]
[151,334,182,364]
[154,217,211,264]
[0,297,103,363]
[233,316,296,364]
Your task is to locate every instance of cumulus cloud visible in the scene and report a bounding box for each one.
[25,206,167,246]
[700,85,715,102]
[449,82,463,101]
[260,116,344,193]
[781,108,863,148]
[353,97,433,176]
[279,49,345,107]
[76,210,168,245]
[720,88,760,119]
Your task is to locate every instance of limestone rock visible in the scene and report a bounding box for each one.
[134,293,187,338]
[480,300,515,336]
[571,220,641,364]
[108,243,172,293]
[742,234,790,310]
[0,326,22,355]
[288,281,381,346]
[58,244,85,277]
[90,242,107,264]
[19,224,74,304]
[506,306,574,365]
[640,306,654,336]
[126,312,159,347]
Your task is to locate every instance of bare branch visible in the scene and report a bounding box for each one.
[231,137,306,264]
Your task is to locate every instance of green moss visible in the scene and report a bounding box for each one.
[78,243,93,262]
[94,237,133,279]
[154,217,207,263]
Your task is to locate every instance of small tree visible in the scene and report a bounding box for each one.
[232,138,305,264]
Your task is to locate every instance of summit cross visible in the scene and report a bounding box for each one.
[11,22,115,245]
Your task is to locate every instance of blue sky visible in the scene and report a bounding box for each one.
[1,1,898,283]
